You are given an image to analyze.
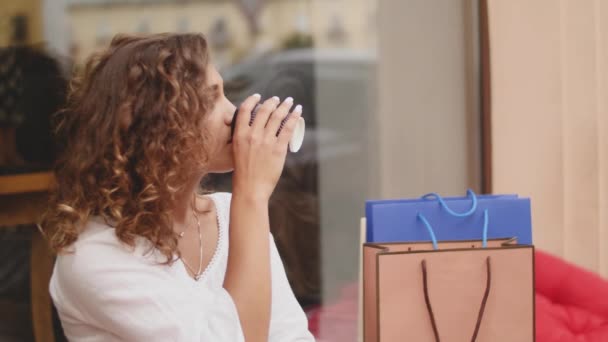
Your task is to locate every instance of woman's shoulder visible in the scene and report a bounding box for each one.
[50,218,174,306]
[53,218,163,281]
[60,217,127,258]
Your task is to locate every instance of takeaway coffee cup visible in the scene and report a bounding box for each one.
[230,102,305,153]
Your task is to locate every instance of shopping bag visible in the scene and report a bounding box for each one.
[365,190,532,244]
[363,239,535,341]
[362,208,535,341]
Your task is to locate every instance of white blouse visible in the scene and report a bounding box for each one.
[50,192,315,342]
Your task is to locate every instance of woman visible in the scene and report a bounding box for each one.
[41,33,314,341]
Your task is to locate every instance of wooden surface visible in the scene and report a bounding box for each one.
[30,230,55,342]
[488,0,608,275]
[0,192,49,227]
[0,171,53,227]
[0,172,56,342]
[0,172,54,195]
[479,0,493,194]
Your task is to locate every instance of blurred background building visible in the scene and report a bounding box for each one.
[57,0,377,69]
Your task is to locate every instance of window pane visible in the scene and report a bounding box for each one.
[0,1,482,340]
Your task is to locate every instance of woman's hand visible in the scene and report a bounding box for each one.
[226,94,302,342]
[231,94,303,202]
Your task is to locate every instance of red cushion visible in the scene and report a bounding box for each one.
[535,250,608,341]
[307,250,608,341]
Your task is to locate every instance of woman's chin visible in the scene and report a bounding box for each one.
[208,165,234,174]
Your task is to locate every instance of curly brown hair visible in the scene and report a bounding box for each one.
[40,33,219,263]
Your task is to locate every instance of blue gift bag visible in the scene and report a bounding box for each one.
[365,190,532,244]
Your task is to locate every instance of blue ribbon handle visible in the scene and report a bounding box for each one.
[421,189,478,217]
[416,213,440,250]
[417,209,490,250]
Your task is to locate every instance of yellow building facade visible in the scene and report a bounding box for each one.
[66,0,376,66]
[0,0,44,46]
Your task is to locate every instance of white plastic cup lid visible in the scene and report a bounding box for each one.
[289,117,305,153]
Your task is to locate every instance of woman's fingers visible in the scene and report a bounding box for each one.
[265,97,293,139]
[251,96,280,134]
[235,93,261,135]
[235,95,302,152]
[277,105,302,146]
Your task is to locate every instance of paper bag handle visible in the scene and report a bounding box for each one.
[422,189,478,217]
[417,209,490,250]
[421,256,492,342]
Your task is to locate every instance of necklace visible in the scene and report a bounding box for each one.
[179,201,204,281]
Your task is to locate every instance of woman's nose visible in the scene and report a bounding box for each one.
[224,103,237,125]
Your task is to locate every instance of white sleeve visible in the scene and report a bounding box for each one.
[268,234,316,341]
[51,243,244,342]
